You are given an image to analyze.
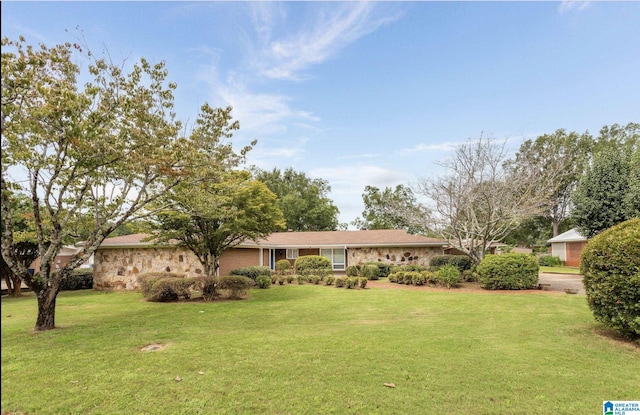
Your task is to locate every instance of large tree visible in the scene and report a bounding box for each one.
[153,170,285,276]
[352,185,429,234]
[413,136,547,264]
[252,167,339,231]
[510,129,592,236]
[1,36,218,330]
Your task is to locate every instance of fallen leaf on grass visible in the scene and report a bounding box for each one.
[175,376,182,382]
[198,371,205,375]
[383,383,396,388]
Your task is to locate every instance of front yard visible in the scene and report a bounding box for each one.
[2,285,638,414]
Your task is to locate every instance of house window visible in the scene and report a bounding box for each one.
[286,249,299,259]
[320,248,346,271]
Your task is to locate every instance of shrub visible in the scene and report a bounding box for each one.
[437,265,462,288]
[346,277,357,289]
[148,277,193,302]
[335,276,347,288]
[477,253,539,290]
[462,269,478,282]
[275,259,292,275]
[138,272,184,297]
[388,272,399,283]
[59,268,94,290]
[294,255,332,275]
[360,264,381,280]
[412,273,426,286]
[363,262,392,278]
[218,275,253,299]
[286,275,295,284]
[325,275,335,286]
[296,275,306,285]
[581,218,640,340]
[277,277,285,285]
[256,275,272,289]
[538,255,562,267]
[346,265,359,277]
[307,275,321,284]
[192,276,218,301]
[359,277,368,289]
[430,255,473,272]
[230,266,271,282]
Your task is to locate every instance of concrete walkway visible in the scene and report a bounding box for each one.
[538,272,585,294]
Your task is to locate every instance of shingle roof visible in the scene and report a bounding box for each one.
[98,230,446,249]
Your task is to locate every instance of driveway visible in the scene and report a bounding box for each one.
[538,272,585,294]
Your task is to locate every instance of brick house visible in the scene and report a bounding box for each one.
[93,230,447,290]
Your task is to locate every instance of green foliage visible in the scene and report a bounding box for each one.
[538,255,562,267]
[351,185,428,234]
[334,276,347,288]
[296,275,307,285]
[411,273,426,286]
[572,147,636,238]
[581,218,640,340]
[462,269,478,282]
[346,265,360,277]
[252,167,340,231]
[230,266,272,282]
[363,262,392,278]
[346,277,358,289]
[59,268,94,291]
[192,276,219,301]
[217,275,253,299]
[360,264,381,280]
[430,255,473,272]
[256,275,272,289]
[437,265,462,288]
[148,278,193,302]
[359,277,368,289]
[275,259,292,274]
[477,254,539,290]
[294,255,332,274]
[137,272,185,297]
[325,275,335,286]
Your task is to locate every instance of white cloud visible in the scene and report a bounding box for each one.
[558,1,591,14]
[251,2,403,81]
[397,141,464,156]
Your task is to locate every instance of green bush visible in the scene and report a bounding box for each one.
[277,277,285,285]
[430,255,473,272]
[191,276,218,301]
[581,218,640,340]
[59,268,94,290]
[538,255,562,267]
[325,275,335,286]
[412,273,426,286]
[217,275,253,299]
[437,265,462,288]
[363,262,392,278]
[346,265,359,277]
[148,278,193,302]
[360,264,381,280]
[462,269,478,282]
[256,275,272,289]
[477,253,539,290]
[138,272,184,297]
[230,266,272,282]
[388,272,399,283]
[296,275,306,285]
[294,255,332,275]
[359,277,368,289]
[346,277,357,289]
[286,275,295,284]
[335,276,347,288]
[275,259,292,274]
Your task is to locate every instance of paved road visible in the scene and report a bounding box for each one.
[538,272,585,294]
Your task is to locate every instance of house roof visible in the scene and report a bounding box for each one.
[98,230,446,249]
[547,228,587,243]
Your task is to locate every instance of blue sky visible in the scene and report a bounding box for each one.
[2,1,639,227]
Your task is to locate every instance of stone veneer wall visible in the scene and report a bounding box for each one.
[94,247,203,291]
[348,246,443,267]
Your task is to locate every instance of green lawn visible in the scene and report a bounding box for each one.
[540,266,582,275]
[2,286,638,415]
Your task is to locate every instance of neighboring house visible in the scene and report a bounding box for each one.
[93,230,448,291]
[547,228,587,267]
[29,245,94,275]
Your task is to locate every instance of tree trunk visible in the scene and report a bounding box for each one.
[34,287,58,331]
[552,217,560,237]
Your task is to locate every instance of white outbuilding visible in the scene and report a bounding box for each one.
[547,228,588,267]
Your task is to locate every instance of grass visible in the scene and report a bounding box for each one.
[540,266,582,275]
[2,285,638,415]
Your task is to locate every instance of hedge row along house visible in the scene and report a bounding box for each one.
[93,230,448,290]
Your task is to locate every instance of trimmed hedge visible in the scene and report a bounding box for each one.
[360,264,381,280]
[138,272,185,297]
[363,262,392,278]
[294,255,332,275]
[230,266,271,282]
[477,253,539,290]
[346,265,360,277]
[430,255,473,272]
[538,255,562,267]
[256,275,272,289]
[217,275,253,299]
[275,259,292,274]
[437,265,462,288]
[581,218,640,340]
[59,268,94,290]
